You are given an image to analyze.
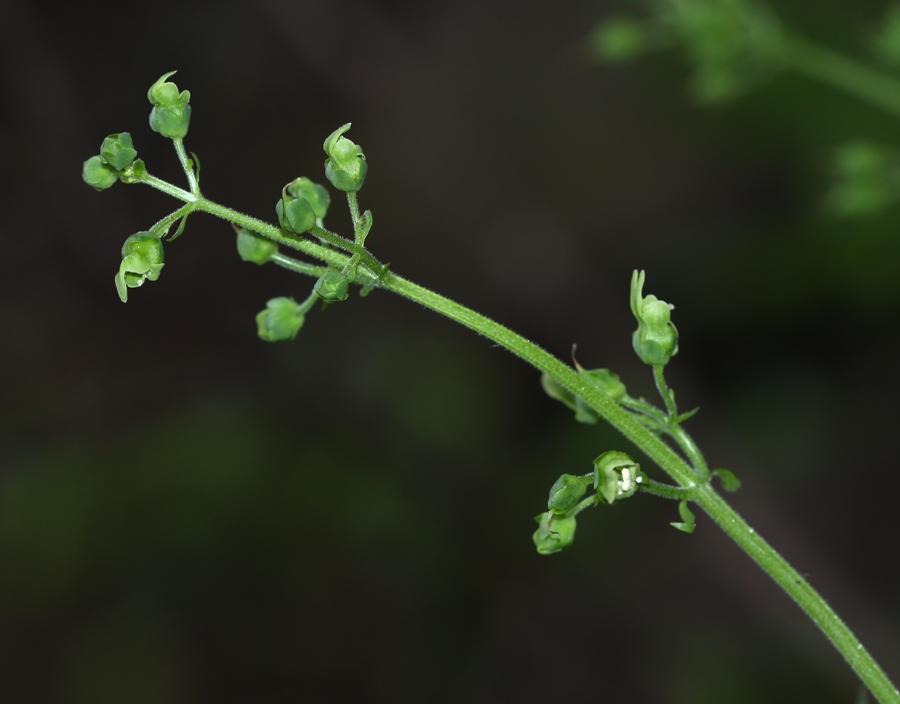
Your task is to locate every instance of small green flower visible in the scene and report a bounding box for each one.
[593,450,642,505]
[314,269,351,303]
[276,182,318,234]
[256,297,305,342]
[82,155,118,191]
[547,473,591,514]
[533,513,577,555]
[115,233,164,302]
[630,270,678,366]
[100,132,138,171]
[285,177,331,221]
[323,123,368,192]
[236,227,278,265]
[148,71,191,139]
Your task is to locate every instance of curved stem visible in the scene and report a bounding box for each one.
[347,192,361,239]
[308,224,383,273]
[653,364,677,416]
[148,203,195,237]
[131,178,898,702]
[639,477,694,500]
[668,425,710,478]
[172,138,200,195]
[142,173,197,203]
[697,485,899,704]
[383,273,700,486]
[141,173,366,275]
[269,252,329,278]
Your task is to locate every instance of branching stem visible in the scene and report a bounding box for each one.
[134,174,900,704]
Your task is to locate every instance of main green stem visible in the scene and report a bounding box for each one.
[388,275,900,702]
[141,177,899,703]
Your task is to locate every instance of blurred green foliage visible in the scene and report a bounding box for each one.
[3,0,900,701]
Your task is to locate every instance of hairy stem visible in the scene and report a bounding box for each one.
[137,178,899,703]
[172,138,200,195]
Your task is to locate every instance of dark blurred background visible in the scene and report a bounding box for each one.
[2,0,900,702]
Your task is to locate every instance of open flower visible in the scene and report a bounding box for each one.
[115,233,164,302]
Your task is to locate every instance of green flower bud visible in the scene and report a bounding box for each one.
[593,450,642,505]
[115,232,164,303]
[533,512,577,555]
[314,269,351,303]
[630,270,678,366]
[82,155,118,191]
[285,177,331,221]
[236,227,278,265]
[148,71,191,139]
[547,474,591,514]
[100,132,137,171]
[256,297,305,342]
[323,123,368,192]
[276,190,317,234]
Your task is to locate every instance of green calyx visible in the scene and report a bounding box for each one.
[148,71,191,139]
[533,513,577,555]
[276,181,318,234]
[115,232,164,303]
[593,450,642,505]
[256,297,305,342]
[82,155,118,191]
[236,227,278,265]
[82,133,142,191]
[547,474,592,514]
[100,133,138,170]
[286,177,331,221]
[630,269,678,366]
[323,123,368,192]
[314,269,351,303]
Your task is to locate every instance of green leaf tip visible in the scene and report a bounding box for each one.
[670,499,696,533]
[711,468,741,492]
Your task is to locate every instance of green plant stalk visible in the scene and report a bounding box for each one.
[137,177,899,703]
[786,35,900,120]
[172,138,200,195]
